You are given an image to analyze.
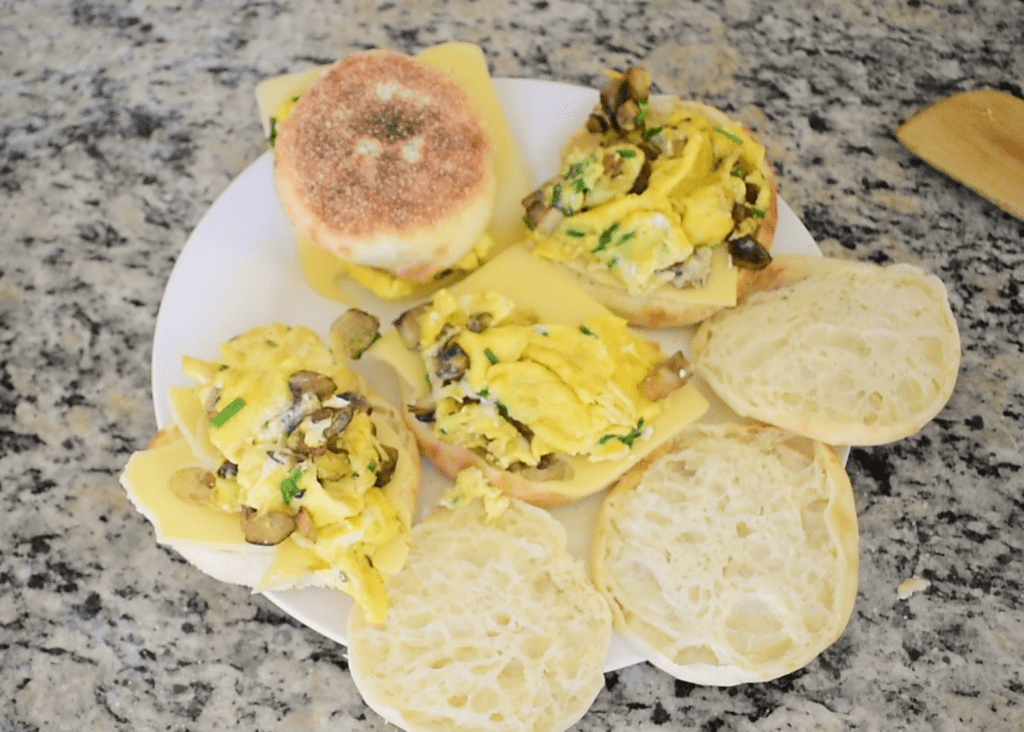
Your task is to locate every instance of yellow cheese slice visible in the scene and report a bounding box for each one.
[121,434,247,547]
[254,43,532,303]
[368,244,710,502]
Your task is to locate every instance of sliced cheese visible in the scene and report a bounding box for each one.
[121,433,247,547]
[368,244,710,502]
[254,43,532,303]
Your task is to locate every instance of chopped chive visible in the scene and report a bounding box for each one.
[211,397,245,427]
[618,148,637,158]
[730,169,744,178]
[579,325,596,337]
[266,339,278,347]
[484,348,499,365]
[572,177,588,193]
[636,100,650,127]
[593,222,620,253]
[551,183,563,205]
[479,387,490,398]
[268,117,278,147]
[715,126,743,145]
[368,461,377,472]
[566,228,587,238]
[599,418,647,448]
[750,206,766,219]
[280,466,304,504]
[643,124,664,140]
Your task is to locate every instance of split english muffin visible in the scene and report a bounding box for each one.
[592,423,859,686]
[347,468,612,732]
[272,49,498,285]
[691,254,962,446]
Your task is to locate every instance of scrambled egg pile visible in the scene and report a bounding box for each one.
[179,323,410,623]
[529,97,773,295]
[415,289,664,469]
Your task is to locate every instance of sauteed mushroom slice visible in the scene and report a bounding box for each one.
[393,303,431,350]
[639,350,694,401]
[433,336,470,384]
[374,445,400,487]
[169,467,216,506]
[408,400,437,423]
[288,370,337,401]
[465,312,493,333]
[728,236,773,270]
[295,506,317,542]
[330,308,381,360]
[240,507,296,546]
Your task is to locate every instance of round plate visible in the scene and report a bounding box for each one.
[151,77,822,672]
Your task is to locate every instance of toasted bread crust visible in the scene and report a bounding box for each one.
[274,50,496,280]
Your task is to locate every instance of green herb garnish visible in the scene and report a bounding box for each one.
[730,169,744,178]
[750,206,766,219]
[368,461,377,472]
[484,348,499,365]
[211,397,245,427]
[599,418,647,448]
[551,183,563,205]
[618,148,638,158]
[479,387,490,398]
[643,124,664,141]
[280,466,304,504]
[592,222,620,253]
[580,325,596,337]
[268,116,278,147]
[566,228,587,238]
[636,100,651,127]
[715,126,743,145]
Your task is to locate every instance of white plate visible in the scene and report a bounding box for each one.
[151,77,822,672]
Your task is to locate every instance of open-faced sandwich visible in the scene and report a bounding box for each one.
[592,423,859,685]
[257,43,531,301]
[523,67,778,327]
[366,244,710,507]
[691,254,962,445]
[347,467,612,732]
[121,322,420,623]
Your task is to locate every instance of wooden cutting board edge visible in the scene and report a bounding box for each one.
[896,89,1024,220]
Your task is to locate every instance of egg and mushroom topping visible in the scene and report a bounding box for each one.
[393,289,692,476]
[171,323,409,623]
[524,66,774,295]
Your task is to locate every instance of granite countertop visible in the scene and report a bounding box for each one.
[2,1,1022,730]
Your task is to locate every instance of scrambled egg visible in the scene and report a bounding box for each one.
[416,290,663,470]
[530,96,773,295]
[180,323,410,623]
[440,467,511,522]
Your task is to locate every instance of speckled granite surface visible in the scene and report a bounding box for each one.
[2,1,1022,730]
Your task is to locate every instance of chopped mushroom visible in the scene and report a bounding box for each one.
[295,507,317,542]
[330,308,381,360]
[393,303,430,350]
[434,340,470,383]
[374,445,399,487]
[240,507,296,545]
[509,453,575,482]
[728,237,773,270]
[288,370,337,401]
[639,350,693,401]
[169,467,216,507]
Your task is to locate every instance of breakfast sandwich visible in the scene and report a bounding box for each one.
[523,67,778,327]
[366,244,710,508]
[592,423,859,686]
[691,254,962,446]
[258,43,531,301]
[121,322,420,623]
[347,468,612,732]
